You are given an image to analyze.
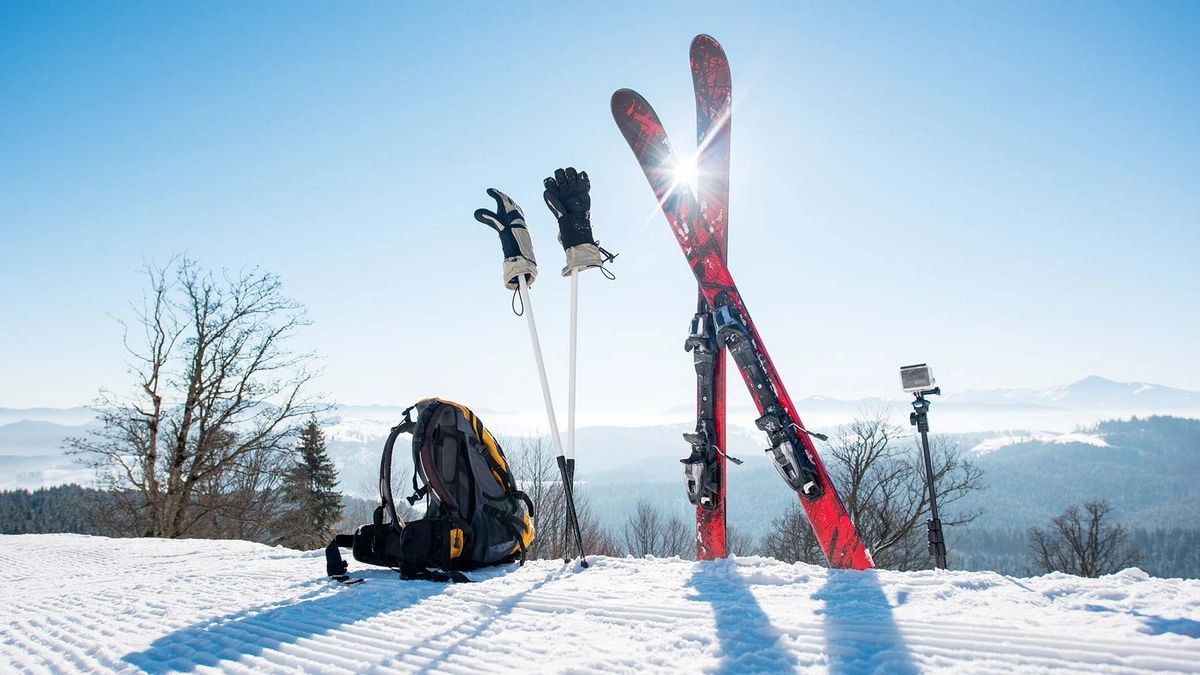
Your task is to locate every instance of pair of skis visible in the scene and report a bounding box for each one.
[612,35,873,570]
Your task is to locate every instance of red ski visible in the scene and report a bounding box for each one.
[612,87,874,570]
[688,34,732,560]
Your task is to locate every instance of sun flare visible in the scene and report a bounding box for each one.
[669,154,700,195]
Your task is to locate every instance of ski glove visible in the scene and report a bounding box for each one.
[543,167,614,277]
[475,188,538,290]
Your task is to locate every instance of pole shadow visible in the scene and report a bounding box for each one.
[402,567,573,674]
[121,568,450,673]
[814,569,917,675]
[122,563,573,674]
[687,562,799,673]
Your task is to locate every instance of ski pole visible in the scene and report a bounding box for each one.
[543,167,618,560]
[517,274,588,567]
[475,187,588,567]
[566,268,579,551]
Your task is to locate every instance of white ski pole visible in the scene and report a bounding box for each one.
[475,186,588,566]
[518,274,588,567]
[565,268,580,555]
[567,269,579,470]
[518,273,565,461]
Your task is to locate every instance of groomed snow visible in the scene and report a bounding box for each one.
[2,535,1198,674]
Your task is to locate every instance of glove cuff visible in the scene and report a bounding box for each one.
[501,226,538,290]
[561,244,607,277]
[504,257,538,290]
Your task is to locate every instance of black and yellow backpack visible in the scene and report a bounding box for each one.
[326,398,535,582]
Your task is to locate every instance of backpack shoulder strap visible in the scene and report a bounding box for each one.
[379,404,418,528]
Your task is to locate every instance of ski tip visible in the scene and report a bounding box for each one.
[611,88,638,106]
[691,34,723,51]
[611,88,653,120]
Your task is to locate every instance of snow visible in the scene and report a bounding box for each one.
[2,535,1198,673]
[971,431,1110,456]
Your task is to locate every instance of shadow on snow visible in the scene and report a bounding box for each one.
[121,565,562,673]
[121,568,447,673]
[1085,603,1200,639]
[689,561,917,674]
[815,568,917,675]
[687,563,799,673]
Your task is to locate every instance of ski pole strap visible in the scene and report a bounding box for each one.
[597,244,618,263]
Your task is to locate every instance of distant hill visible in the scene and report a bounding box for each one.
[958,415,1200,528]
[4,386,1199,531]
[578,416,1200,539]
[0,407,97,426]
[950,376,1200,411]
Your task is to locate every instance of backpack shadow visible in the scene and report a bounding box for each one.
[120,568,449,674]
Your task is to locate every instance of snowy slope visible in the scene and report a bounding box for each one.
[2,536,1198,674]
[970,431,1110,456]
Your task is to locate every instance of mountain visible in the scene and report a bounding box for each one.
[0,407,97,426]
[957,415,1200,528]
[4,380,1199,513]
[580,416,1200,539]
[951,376,1200,410]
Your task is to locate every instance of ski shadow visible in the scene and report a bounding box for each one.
[1140,614,1200,639]
[814,569,917,675]
[1085,604,1200,639]
[121,568,448,674]
[687,563,799,673]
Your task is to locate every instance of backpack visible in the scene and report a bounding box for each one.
[326,398,535,582]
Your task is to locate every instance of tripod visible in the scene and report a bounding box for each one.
[910,388,947,570]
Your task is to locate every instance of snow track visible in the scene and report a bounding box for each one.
[2,535,1198,673]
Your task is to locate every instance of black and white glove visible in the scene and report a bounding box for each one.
[543,167,614,276]
[475,188,537,290]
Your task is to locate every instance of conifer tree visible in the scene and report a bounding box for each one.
[279,418,342,549]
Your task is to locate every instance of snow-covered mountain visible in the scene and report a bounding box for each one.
[2,534,1198,673]
[0,407,97,427]
[950,375,1200,410]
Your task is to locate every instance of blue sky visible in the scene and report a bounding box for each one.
[1,1,1197,417]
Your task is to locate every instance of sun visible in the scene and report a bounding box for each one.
[669,153,700,195]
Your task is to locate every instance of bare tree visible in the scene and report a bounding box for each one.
[825,408,984,570]
[504,435,616,560]
[575,496,623,558]
[726,525,756,557]
[660,513,695,559]
[759,502,824,564]
[759,408,984,569]
[623,500,664,557]
[506,435,566,559]
[1029,499,1142,577]
[68,257,327,540]
[619,499,693,559]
